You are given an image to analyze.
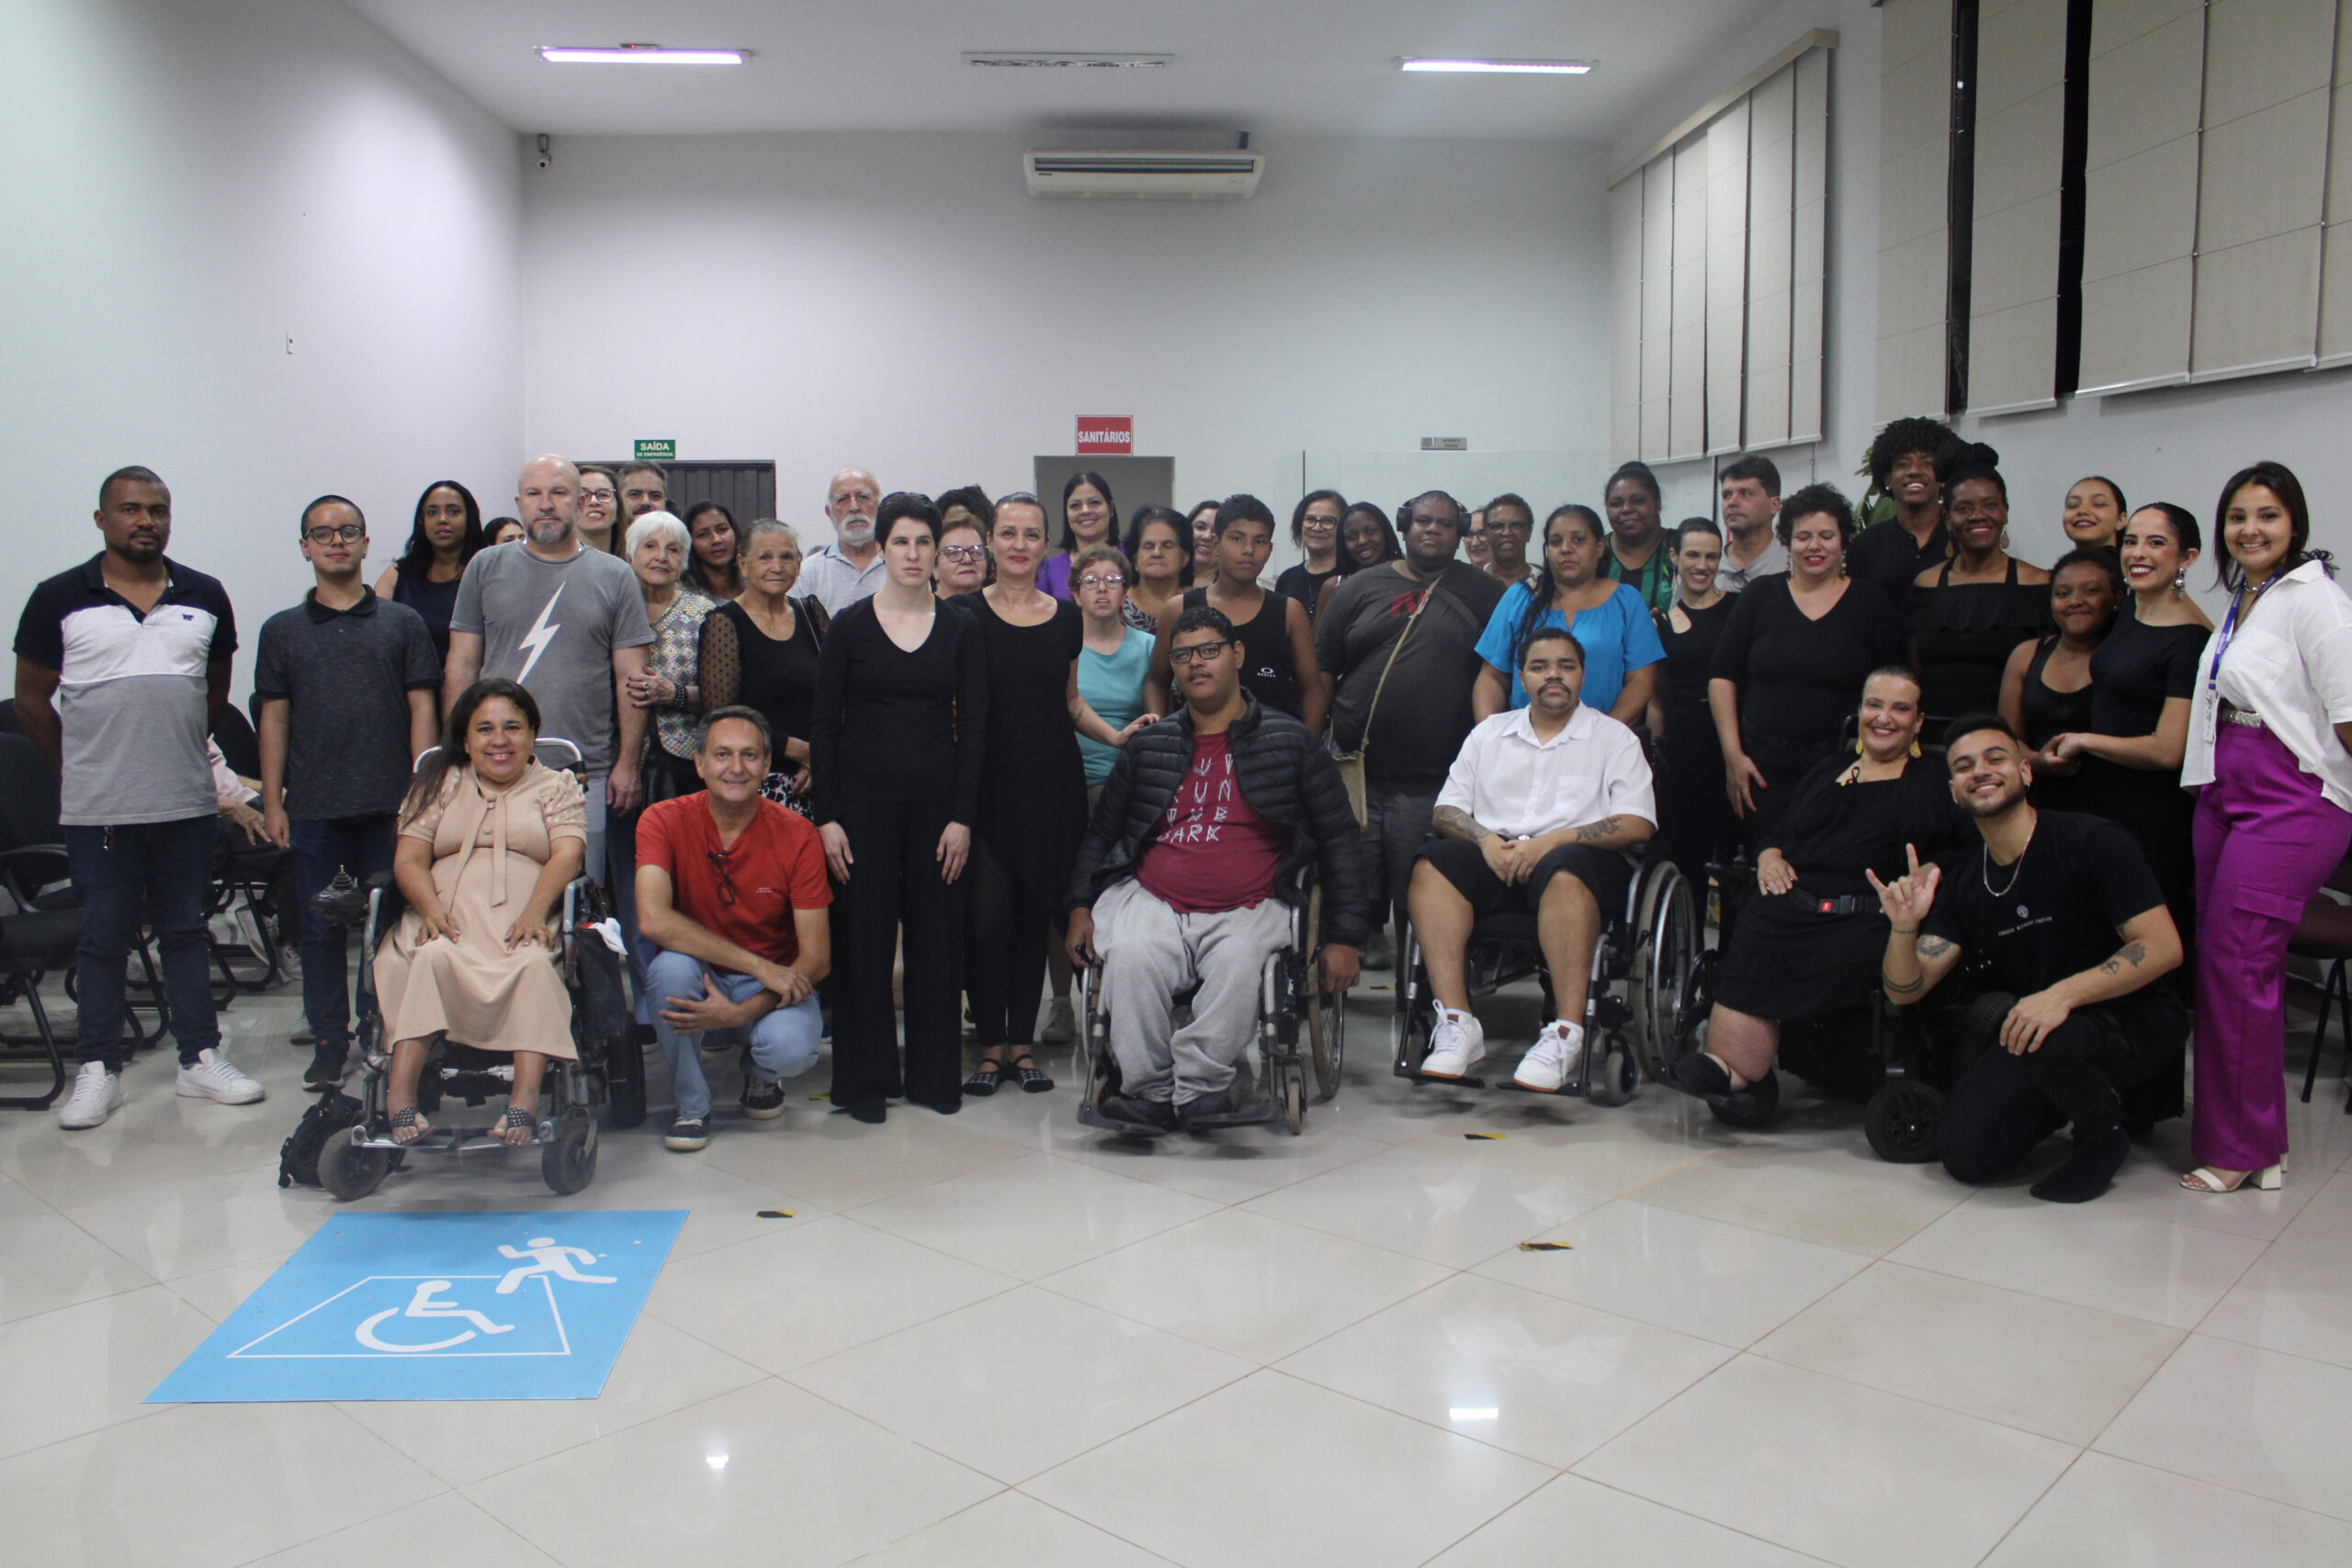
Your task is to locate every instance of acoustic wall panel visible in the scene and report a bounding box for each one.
[1967,0,2070,412]
[2319,1,2352,366]
[1668,139,1712,459]
[1640,161,1674,461]
[1705,101,1751,454]
[1611,176,1644,461]
[2079,0,2207,392]
[1746,64,1797,446]
[1791,47,1830,440]
[1877,0,1953,420]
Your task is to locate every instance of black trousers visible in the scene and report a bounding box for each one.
[1938,995,2187,1183]
[828,798,967,1110]
[967,837,1055,1049]
[1657,714,1740,897]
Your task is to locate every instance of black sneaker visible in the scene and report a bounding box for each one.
[1099,1092,1181,1133]
[1176,1089,1236,1127]
[664,1116,710,1151]
[741,1076,787,1120]
[303,1040,350,1089]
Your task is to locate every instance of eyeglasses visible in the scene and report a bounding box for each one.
[1302,513,1343,528]
[303,524,363,543]
[940,545,986,562]
[706,850,739,906]
[579,487,616,503]
[1077,573,1126,591]
[1169,639,1233,665]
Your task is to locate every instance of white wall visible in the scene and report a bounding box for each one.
[519,130,1611,555]
[1,0,524,694]
[1613,0,2352,583]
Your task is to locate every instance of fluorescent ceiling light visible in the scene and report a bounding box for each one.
[539,46,746,65]
[965,51,1173,69]
[1401,58,1594,75]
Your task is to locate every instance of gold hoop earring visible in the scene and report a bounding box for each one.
[2000,529,2011,551]
[1910,739,1923,759]
[1855,735,1866,756]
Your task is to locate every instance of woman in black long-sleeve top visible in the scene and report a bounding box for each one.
[1709,484,1906,852]
[811,493,988,1123]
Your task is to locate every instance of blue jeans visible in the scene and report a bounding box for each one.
[289,815,397,1048]
[647,949,821,1122]
[65,817,219,1069]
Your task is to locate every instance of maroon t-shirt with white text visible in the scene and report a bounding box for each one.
[1135,731,1288,913]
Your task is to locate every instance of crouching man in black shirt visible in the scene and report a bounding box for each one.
[1869,713,2188,1202]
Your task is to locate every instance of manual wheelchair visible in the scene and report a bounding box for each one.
[1392,845,1702,1103]
[311,739,646,1201]
[1074,871,1343,1137]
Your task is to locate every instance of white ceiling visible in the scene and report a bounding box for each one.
[347,0,1783,141]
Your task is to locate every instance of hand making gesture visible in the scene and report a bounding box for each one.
[1865,842,1941,931]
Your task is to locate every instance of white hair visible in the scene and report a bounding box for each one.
[625,511,689,557]
[741,517,801,554]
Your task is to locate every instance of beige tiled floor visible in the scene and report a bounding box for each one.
[6,979,2352,1565]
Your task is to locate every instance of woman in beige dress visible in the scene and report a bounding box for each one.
[374,679,586,1146]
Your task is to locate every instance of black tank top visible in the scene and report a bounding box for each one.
[393,563,464,665]
[2018,635,2094,748]
[1909,557,2049,724]
[1183,586,1300,716]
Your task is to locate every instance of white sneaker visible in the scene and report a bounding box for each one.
[1419,1009,1487,1078]
[175,1048,266,1104]
[1514,1021,1585,1092]
[58,1063,124,1129]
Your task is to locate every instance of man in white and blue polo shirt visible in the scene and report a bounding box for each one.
[13,466,266,1128]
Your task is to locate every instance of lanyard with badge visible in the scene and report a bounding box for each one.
[2202,573,2279,720]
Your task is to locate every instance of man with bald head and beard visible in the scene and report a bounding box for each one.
[445,454,654,876]
[800,467,886,615]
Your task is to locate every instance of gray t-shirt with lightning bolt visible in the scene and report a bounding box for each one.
[449,542,652,778]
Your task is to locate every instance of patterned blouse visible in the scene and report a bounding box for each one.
[645,588,718,761]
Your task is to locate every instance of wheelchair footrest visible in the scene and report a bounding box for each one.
[1498,1078,1589,1100]
[1402,1069,1487,1089]
[1181,1094,1276,1130]
[351,1125,548,1154]
[1075,1102,1176,1138]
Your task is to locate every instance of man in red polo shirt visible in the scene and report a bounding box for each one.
[636,706,831,1151]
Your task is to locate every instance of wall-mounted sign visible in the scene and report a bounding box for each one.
[634,439,676,462]
[1419,436,1468,451]
[1077,417,1134,455]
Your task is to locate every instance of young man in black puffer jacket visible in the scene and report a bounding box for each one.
[1066,604,1367,1129]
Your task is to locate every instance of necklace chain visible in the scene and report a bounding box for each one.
[1981,824,2034,899]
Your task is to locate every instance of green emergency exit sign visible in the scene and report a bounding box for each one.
[634,439,676,461]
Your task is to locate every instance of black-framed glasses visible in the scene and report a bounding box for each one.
[579,487,616,503]
[1169,639,1233,665]
[706,851,739,906]
[303,524,363,544]
[940,545,986,562]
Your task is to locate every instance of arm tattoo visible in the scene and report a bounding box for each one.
[1432,806,1497,841]
[1883,970,1927,997]
[1916,934,1955,959]
[2097,941,2148,977]
[1573,815,1624,844]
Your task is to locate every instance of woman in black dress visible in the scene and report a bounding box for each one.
[954,493,1136,1094]
[375,479,486,670]
[2041,503,2211,952]
[1710,484,1907,851]
[1274,490,1347,623]
[1907,446,2051,734]
[1671,668,1963,1121]
[1648,519,1741,898]
[701,520,830,813]
[1148,495,1326,731]
[811,493,987,1123]
[1998,548,2121,813]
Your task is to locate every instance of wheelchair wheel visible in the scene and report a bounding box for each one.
[1308,981,1345,1100]
[542,1111,598,1195]
[1282,1060,1306,1135]
[1630,865,1700,1079]
[1865,1080,1945,1164]
[318,1126,390,1201]
[1589,1033,1640,1107]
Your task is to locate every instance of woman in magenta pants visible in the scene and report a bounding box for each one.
[2181,461,2352,1192]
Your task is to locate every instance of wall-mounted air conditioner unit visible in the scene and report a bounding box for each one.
[1023,149,1263,199]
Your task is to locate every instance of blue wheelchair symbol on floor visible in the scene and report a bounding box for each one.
[150,1211,684,1403]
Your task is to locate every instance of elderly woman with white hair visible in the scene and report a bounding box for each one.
[622,511,719,800]
[700,518,832,816]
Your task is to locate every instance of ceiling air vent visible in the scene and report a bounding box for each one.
[1023,149,1263,200]
[965,51,1174,69]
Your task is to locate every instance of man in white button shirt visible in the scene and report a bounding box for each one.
[798,467,886,614]
[1409,626,1657,1089]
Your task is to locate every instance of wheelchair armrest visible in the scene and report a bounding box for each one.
[0,843,71,908]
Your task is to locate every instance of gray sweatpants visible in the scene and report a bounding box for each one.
[1093,878,1293,1106]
